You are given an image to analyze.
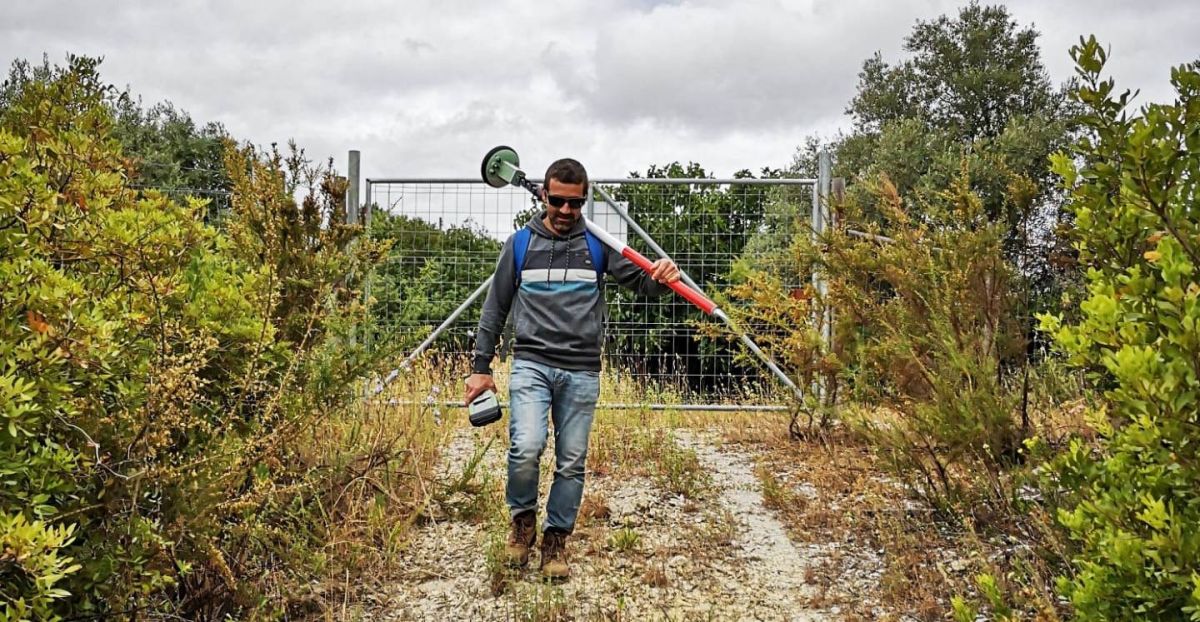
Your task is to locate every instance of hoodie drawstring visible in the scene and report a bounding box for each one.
[542,223,579,283]
[565,241,573,283]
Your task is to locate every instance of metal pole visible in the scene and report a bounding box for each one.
[364,178,373,229]
[348,150,360,225]
[592,185,803,401]
[586,184,595,221]
[362,177,375,349]
[817,151,832,352]
[814,151,830,296]
[714,308,803,401]
[371,275,493,395]
[812,152,832,402]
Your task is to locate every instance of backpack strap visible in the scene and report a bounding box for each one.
[512,228,532,284]
[584,230,606,278]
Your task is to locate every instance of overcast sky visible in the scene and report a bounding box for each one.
[2,0,1197,182]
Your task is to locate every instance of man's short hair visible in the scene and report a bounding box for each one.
[544,158,588,189]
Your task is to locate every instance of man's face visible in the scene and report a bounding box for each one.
[542,178,587,235]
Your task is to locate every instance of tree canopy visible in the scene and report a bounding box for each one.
[795,2,1076,314]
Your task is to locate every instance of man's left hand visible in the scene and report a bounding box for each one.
[649,259,682,284]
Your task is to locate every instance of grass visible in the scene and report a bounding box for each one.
[288,357,451,609]
[587,408,713,500]
[286,354,513,610]
[304,344,1088,621]
[307,352,796,615]
[438,436,501,522]
[703,402,1080,621]
[607,526,641,552]
[718,414,965,618]
[503,582,569,621]
[656,436,710,499]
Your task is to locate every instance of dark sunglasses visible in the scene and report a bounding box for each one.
[546,194,587,210]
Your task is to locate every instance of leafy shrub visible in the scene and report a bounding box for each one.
[0,55,390,618]
[0,514,80,621]
[1039,38,1200,619]
[717,166,1032,513]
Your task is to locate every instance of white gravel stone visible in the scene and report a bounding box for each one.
[362,426,848,621]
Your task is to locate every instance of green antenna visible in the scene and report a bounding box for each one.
[481,145,540,196]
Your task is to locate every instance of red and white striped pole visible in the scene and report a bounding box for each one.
[585,215,803,401]
[583,217,719,315]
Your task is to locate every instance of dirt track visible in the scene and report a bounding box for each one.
[364,425,847,621]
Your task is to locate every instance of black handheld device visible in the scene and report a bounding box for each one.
[468,390,502,427]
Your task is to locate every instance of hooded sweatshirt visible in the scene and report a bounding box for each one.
[472,211,670,374]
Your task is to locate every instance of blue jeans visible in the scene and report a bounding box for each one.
[506,358,600,533]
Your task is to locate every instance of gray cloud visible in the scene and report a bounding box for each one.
[2,0,1196,181]
[573,0,935,132]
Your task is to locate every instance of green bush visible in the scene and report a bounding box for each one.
[1,55,385,617]
[1039,37,1200,619]
[716,165,1033,513]
[0,513,79,621]
[835,172,1030,512]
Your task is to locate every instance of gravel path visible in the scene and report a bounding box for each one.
[364,427,836,621]
[675,430,829,620]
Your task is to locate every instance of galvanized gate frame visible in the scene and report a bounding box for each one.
[354,152,835,411]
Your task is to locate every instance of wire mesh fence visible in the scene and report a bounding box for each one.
[364,176,820,406]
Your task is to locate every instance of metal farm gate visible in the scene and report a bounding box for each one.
[353,152,832,409]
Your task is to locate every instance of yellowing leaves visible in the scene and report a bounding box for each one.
[26,310,52,335]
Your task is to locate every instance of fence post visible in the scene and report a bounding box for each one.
[347,150,361,225]
[364,178,373,229]
[815,150,831,285]
[586,184,595,221]
[814,151,833,400]
[345,150,362,349]
[362,164,375,350]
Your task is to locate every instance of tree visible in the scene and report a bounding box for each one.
[222,139,378,346]
[2,55,234,222]
[111,97,231,220]
[793,3,1076,310]
[0,55,382,616]
[717,3,1076,447]
[849,3,1055,141]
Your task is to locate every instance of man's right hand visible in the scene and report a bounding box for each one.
[464,373,498,405]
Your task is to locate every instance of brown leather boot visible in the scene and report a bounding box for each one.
[504,510,537,567]
[539,528,570,580]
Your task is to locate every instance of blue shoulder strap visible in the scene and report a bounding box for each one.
[584,230,606,277]
[512,227,605,284]
[512,228,532,284]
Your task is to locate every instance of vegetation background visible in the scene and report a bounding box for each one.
[2,3,1197,620]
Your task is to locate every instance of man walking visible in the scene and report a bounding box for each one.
[464,158,680,580]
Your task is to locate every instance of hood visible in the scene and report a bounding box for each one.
[527,209,587,240]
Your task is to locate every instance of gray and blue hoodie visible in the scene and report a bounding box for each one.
[472,211,670,374]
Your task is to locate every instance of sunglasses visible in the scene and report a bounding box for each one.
[546,194,587,210]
